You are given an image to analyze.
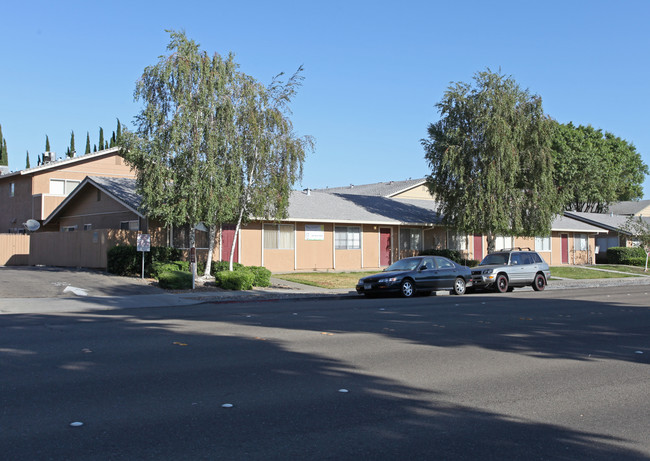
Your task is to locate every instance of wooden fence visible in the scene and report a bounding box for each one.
[0,234,30,265]
[26,230,138,269]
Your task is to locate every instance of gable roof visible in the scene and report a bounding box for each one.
[288,189,441,225]
[563,211,641,234]
[552,214,607,233]
[606,199,650,216]
[315,178,427,197]
[0,147,121,179]
[44,175,143,226]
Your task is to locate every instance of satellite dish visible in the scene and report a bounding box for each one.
[23,219,41,232]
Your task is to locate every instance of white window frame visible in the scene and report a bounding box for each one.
[61,225,78,232]
[335,226,361,250]
[495,235,514,251]
[49,178,81,195]
[535,236,551,252]
[263,223,295,250]
[83,224,92,231]
[575,233,588,251]
[120,220,139,231]
[448,232,468,251]
[400,228,423,251]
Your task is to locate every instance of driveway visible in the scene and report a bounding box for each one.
[0,266,163,298]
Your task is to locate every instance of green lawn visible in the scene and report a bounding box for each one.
[550,266,639,279]
[591,264,649,275]
[274,271,378,289]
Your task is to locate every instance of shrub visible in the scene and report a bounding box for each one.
[463,259,480,268]
[158,270,193,289]
[215,270,255,290]
[606,246,646,264]
[419,249,463,262]
[246,266,272,287]
[211,260,244,275]
[107,245,138,275]
[626,256,648,267]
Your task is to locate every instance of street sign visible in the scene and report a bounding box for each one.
[137,234,151,252]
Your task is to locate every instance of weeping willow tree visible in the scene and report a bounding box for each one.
[122,30,311,277]
[422,69,560,253]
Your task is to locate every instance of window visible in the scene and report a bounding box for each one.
[49,179,80,195]
[335,226,360,250]
[575,233,588,251]
[433,256,455,269]
[61,225,77,232]
[264,224,295,249]
[400,228,422,251]
[10,183,15,197]
[448,232,467,251]
[535,236,551,252]
[83,224,92,231]
[120,220,139,231]
[171,224,209,249]
[495,235,513,251]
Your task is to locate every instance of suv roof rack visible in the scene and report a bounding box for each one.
[500,247,532,252]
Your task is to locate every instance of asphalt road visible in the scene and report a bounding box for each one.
[1,286,649,460]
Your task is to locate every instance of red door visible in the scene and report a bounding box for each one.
[380,228,391,266]
[473,235,483,261]
[561,234,569,264]
[221,225,239,263]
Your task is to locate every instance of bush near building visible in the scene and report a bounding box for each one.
[606,246,647,266]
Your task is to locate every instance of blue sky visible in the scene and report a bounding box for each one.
[2,0,649,197]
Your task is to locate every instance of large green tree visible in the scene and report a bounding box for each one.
[551,122,648,212]
[122,31,310,277]
[422,70,560,253]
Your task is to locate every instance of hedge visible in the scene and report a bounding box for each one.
[107,245,183,277]
[419,249,479,267]
[158,270,193,290]
[606,246,647,265]
[215,270,256,290]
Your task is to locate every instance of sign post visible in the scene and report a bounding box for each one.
[137,234,151,279]
[190,246,196,289]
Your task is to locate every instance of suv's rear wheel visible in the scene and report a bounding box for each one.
[495,274,509,293]
[532,273,546,291]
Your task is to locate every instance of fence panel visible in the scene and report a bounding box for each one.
[0,234,31,266]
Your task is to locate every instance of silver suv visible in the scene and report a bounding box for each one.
[471,248,550,293]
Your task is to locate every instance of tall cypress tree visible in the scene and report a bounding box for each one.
[69,131,76,157]
[110,131,116,147]
[98,127,104,151]
[85,132,91,154]
[45,135,51,152]
[0,124,7,166]
[25,150,31,168]
[116,119,122,144]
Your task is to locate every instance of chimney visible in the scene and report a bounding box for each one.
[303,188,311,196]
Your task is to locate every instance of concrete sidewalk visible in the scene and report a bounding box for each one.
[2,275,650,315]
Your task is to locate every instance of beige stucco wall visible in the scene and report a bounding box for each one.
[295,223,335,271]
[392,184,434,200]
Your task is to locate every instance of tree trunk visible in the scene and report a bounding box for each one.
[203,224,217,277]
[189,226,197,283]
[486,231,496,255]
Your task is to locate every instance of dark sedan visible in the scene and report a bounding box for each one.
[356,256,472,298]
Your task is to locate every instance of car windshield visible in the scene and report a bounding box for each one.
[385,258,420,272]
[479,253,509,266]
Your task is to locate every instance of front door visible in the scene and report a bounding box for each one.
[380,228,391,266]
[561,234,569,264]
[473,235,483,261]
[221,225,239,263]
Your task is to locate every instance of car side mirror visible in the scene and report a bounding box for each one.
[419,265,427,271]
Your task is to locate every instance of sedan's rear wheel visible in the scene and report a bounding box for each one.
[400,279,415,298]
[495,274,508,293]
[532,273,546,291]
[452,277,466,295]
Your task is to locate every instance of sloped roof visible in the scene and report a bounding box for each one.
[563,211,638,234]
[315,178,427,197]
[0,147,121,179]
[606,200,650,216]
[287,190,441,225]
[552,214,607,233]
[44,176,143,226]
